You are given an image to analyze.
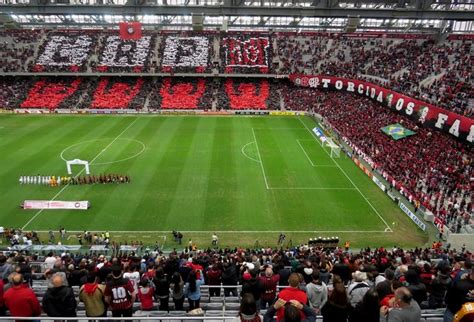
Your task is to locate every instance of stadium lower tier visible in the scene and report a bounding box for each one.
[0,77,281,110]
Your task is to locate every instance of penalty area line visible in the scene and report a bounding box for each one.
[298,116,393,233]
[21,117,140,230]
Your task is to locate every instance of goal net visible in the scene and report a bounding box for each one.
[324,138,341,158]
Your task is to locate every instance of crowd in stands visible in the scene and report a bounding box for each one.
[0,29,471,116]
[159,33,215,74]
[217,79,280,110]
[32,31,99,73]
[0,240,472,320]
[220,33,274,74]
[292,90,472,234]
[0,77,284,110]
[0,30,42,72]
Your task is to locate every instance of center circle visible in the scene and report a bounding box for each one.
[60,138,146,166]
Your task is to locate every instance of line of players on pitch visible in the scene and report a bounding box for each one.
[19,174,130,186]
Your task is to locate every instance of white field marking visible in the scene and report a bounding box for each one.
[298,116,393,232]
[241,141,260,163]
[269,187,356,190]
[252,128,270,190]
[21,118,140,230]
[60,138,146,165]
[297,139,315,166]
[251,128,308,130]
[34,230,391,234]
[287,138,338,167]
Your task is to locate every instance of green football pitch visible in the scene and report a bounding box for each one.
[0,115,429,248]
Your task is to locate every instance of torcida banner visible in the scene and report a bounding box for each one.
[289,74,474,145]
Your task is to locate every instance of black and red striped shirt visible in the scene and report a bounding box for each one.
[104,277,135,311]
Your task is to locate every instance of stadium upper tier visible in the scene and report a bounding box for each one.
[0,29,472,117]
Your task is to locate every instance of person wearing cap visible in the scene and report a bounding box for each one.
[379,287,421,322]
[104,265,136,318]
[3,273,41,318]
[42,273,77,318]
[347,270,370,308]
[277,273,308,321]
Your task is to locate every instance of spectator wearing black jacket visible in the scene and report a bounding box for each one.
[444,269,474,322]
[241,267,263,307]
[222,261,238,297]
[42,273,77,318]
[153,267,170,311]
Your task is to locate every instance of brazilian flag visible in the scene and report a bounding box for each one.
[381,123,416,140]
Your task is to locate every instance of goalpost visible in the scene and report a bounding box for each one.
[324,138,341,158]
[66,159,90,175]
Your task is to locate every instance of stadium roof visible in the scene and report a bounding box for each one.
[0,0,473,32]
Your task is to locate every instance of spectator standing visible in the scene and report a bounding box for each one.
[185,269,205,311]
[379,287,421,322]
[349,288,379,322]
[153,267,170,311]
[264,298,316,322]
[42,273,77,318]
[404,269,427,307]
[444,269,474,322]
[235,293,263,322]
[79,273,107,318]
[207,264,222,298]
[259,266,280,310]
[3,273,41,318]
[0,278,4,316]
[306,270,328,314]
[0,256,12,281]
[170,272,185,310]
[137,278,155,311]
[321,275,351,322]
[241,267,263,308]
[347,271,370,308]
[223,261,239,297]
[429,266,451,309]
[104,265,136,318]
[277,273,308,321]
[123,264,140,294]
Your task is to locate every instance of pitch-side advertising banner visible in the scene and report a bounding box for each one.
[23,200,89,210]
[289,74,474,145]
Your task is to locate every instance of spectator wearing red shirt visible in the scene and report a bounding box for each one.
[259,266,280,310]
[206,264,222,298]
[3,273,41,318]
[137,278,155,311]
[276,273,308,321]
[104,265,136,318]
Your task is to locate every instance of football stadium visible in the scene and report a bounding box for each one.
[0,0,472,320]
